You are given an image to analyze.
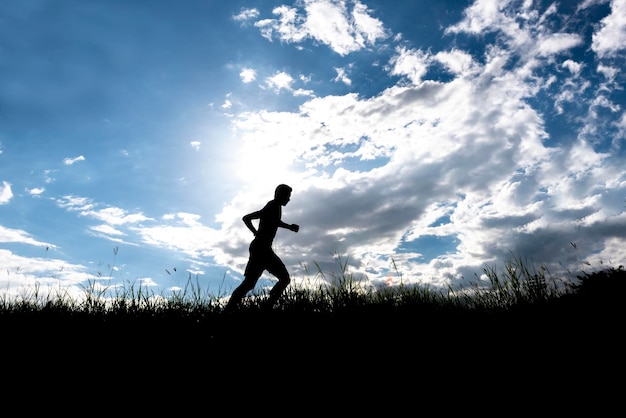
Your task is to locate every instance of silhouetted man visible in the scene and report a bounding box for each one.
[225,184,299,311]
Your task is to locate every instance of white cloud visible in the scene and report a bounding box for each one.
[253,0,388,56]
[56,195,152,226]
[333,66,352,85]
[240,68,256,83]
[89,224,125,236]
[135,213,227,263]
[537,33,583,57]
[82,206,153,226]
[434,49,476,76]
[0,248,88,302]
[0,224,54,248]
[350,1,387,45]
[63,155,85,165]
[615,112,626,138]
[4,0,624,300]
[562,59,582,75]
[537,33,583,56]
[445,0,583,61]
[592,0,626,57]
[578,0,611,11]
[56,195,95,211]
[0,181,12,204]
[445,0,504,35]
[27,187,45,196]
[388,47,431,85]
[597,64,618,80]
[293,88,315,97]
[215,0,626,291]
[190,141,201,151]
[266,71,294,92]
[44,169,56,183]
[233,8,259,23]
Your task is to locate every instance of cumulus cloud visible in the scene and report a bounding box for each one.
[388,47,431,85]
[240,67,257,83]
[434,50,477,76]
[208,0,626,291]
[5,0,623,300]
[266,71,295,91]
[592,0,626,58]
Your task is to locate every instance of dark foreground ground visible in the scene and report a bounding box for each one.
[2,268,623,413]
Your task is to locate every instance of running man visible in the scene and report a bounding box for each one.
[225,184,299,311]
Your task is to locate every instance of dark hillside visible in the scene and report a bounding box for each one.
[2,267,623,390]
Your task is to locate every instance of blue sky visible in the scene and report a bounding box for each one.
[1,0,625,303]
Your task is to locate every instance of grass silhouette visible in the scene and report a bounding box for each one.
[2,253,623,348]
[2,253,622,409]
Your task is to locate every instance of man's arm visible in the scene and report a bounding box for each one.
[242,211,261,235]
[278,220,299,232]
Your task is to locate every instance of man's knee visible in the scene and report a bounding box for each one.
[235,277,258,295]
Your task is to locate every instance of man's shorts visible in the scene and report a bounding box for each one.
[244,239,288,279]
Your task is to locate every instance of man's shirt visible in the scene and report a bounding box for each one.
[255,199,282,245]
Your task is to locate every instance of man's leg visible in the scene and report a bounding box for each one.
[225,241,265,312]
[266,274,290,308]
[266,253,291,308]
[224,275,259,311]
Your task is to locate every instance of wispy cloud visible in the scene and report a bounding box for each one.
[63,155,85,165]
[56,195,94,211]
[89,224,126,236]
[0,224,55,248]
[233,7,260,23]
[333,66,352,85]
[81,206,153,226]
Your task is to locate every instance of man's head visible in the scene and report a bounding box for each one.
[275,184,292,205]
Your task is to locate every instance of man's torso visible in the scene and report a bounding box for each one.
[255,199,281,245]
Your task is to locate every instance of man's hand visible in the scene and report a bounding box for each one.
[291,224,300,233]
